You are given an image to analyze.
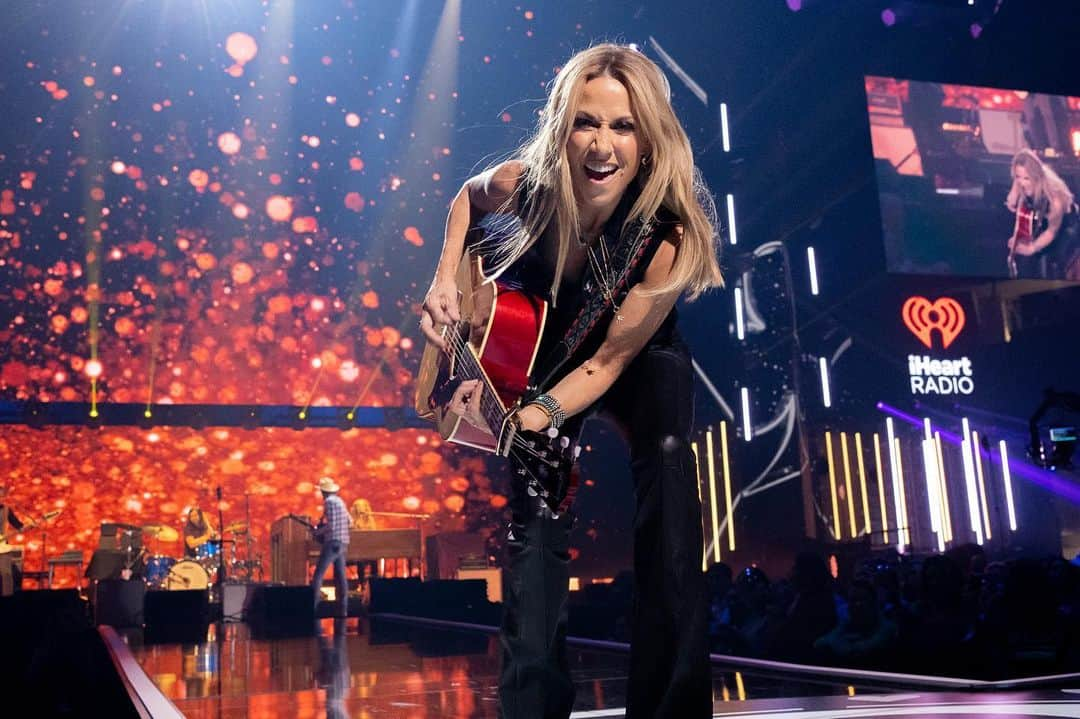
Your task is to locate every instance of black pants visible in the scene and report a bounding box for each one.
[498,339,711,718]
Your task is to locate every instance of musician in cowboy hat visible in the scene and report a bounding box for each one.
[310,476,351,617]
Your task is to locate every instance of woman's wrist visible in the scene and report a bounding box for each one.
[516,404,551,433]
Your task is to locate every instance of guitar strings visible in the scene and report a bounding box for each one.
[440,324,555,463]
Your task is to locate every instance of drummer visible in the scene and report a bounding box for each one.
[182,507,218,559]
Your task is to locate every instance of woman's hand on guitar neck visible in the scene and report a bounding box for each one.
[447,378,488,431]
[420,278,461,350]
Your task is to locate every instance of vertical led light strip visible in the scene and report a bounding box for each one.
[740,387,752,442]
[886,418,905,551]
[734,287,745,340]
[894,437,911,548]
[959,419,984,546]
[920,419,944,551]
[721,421,735,551]
[934,432,954,544]
[971,431,992,540]
[840,432,857,537]
[720,102,731,153]
[807,246,820,296]
[819,357,831,408]
[826,431,841,540]
[692,441,708,571]
[873,433,889,544]
[726,194,737,245]
[999,440,1017,531]
[855,433,872,535]
[705,428,722,563]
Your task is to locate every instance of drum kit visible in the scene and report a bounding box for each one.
[140,520,262,591]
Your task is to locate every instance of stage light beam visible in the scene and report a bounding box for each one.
[841,432,857,537]
[705,429,722,562]
[721,421,735,551]
[734,287,745,340]
[855,432,872,535]
[873,433,890,543]
[1000,440,1017,531]
[740,387,752,442]
[726,194,737,245]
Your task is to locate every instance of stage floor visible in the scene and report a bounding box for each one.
[120,616,1080,718]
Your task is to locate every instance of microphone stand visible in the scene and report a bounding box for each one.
[216,487,226,594]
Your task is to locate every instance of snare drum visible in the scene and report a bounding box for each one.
[144,555,176,588]
[165,559,210,590]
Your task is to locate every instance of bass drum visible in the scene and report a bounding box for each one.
[165,559,210,590]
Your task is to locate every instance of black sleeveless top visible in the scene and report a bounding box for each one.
[494,180,681,395]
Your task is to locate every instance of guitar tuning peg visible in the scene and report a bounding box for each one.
[546,427,559,439]
[560,436,570,448]
[573,446,582,459]
[551,512,560,520]
[517,468,527,475]
[527,485,538,497]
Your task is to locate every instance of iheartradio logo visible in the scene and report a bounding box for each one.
[901,296,965,349]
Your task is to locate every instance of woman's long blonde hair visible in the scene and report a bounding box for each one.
[486,43,723,303]
[1007,148,1074,212]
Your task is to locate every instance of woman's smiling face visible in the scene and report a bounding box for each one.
[565,75,642,223]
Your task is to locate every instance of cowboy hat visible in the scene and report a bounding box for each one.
[317,476,340,494]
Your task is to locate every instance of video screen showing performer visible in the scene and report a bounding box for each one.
[867,76,1080,281]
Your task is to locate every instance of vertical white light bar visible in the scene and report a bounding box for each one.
[959,418,984,546]
[999,440,1017,531]
[734,287,745,340]
[934,433,953,543]
[819,357,831,408]
[886,417,904,551]
[971,431,992,540]
[720,102,731,153]
[726,194,737,245]
[807,246,820,296]
[894,437,911,548]
[921,419,944,550]
[740,387,752,442]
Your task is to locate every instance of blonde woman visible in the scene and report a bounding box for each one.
[1006,148,1077,279]
[420,44,722,719]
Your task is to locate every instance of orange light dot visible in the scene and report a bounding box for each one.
[402,496,421,511]
[110,161,126,174]
[188,169,209,189]
[360,290,379,308]
[291,215,317,234]
[232,203,249,219]
[348,157,364,171]
[403,226,423,246]
[265,195,293,222]
[344,192,365,212]
[345,112,360,127]
[217,131,242,155]
[231,262,254,284]
[225,32,258,65]
[85,359,103,379]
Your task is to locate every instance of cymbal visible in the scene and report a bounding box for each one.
[224,521,247,534]
[142,524,179,542]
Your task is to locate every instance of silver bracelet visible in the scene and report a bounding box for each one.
[531,393,565,430]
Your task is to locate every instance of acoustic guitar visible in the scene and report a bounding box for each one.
[415,249,579,515]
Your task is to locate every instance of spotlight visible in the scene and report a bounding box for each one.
[881,8,897,26]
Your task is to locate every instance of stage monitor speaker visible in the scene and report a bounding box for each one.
[222,582,262,622]
[246,585,314,637]
[93,579,145,628]
[145,589,209,643]
[369,578,488,620]
[425,532,485,580]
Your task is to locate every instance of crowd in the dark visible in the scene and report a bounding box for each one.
[702,546,1080,678]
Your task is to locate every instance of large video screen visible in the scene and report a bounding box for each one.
[866,76,1080,282]
[0,425,497,584]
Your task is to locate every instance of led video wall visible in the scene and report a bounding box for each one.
[866,76,1080,282]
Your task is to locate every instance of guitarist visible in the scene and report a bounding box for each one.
[1005,149,1077,280]
[309,477,350,618]
[0,486,25,595]
[419,45,723,719]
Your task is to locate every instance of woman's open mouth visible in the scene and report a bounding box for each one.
[584,162,619,183]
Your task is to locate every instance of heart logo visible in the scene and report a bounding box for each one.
[901,296,965,349]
